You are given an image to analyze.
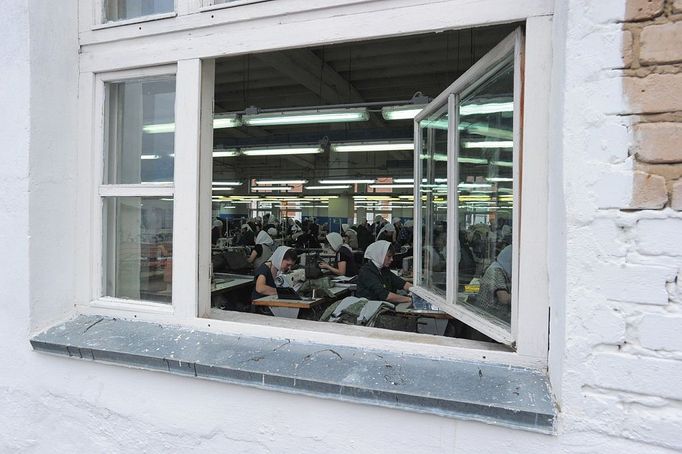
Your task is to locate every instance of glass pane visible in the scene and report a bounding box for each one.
[104,197,173,303]
[106,77,176,184]
[457,59,514,325]
[418,106,448,296]
[104,0,174,22]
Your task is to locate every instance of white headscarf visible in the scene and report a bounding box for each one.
[270,246,293,271]
[393,217,402,224]
[341,223,349,233]
[267,227,278,237]
[256,230,274,246]
[213,219,223,228]
[404,220,414,228]
[241,223,253,232]
[364,240,391,268]
[376,222,396,239]
[326,232,344,252]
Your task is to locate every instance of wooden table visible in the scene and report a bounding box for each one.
[395,302,453,335]
[252,286,351,319]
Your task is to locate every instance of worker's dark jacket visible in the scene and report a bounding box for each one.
[355,262,406,301]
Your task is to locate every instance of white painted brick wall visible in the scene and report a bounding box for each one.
[598,262,676,305]
[636,218,682,256]
[638,315,682,351]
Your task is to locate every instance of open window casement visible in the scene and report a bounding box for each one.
[412,29,524,347]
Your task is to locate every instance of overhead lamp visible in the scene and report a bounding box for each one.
[141,154,160,160]
[319,179,375,184]
[143,114,242,134]
[419,119,448,130]
[242,108,369,126]
[212,187,235,192]
[305,185,351,190]
[491,160,513,168]
[255,179,307,185]
[213,149,239,158]
[460,102,513,116]
[381,104,427,121]
[369,184,414,189]
[458,157,489,165]
[251,186,293,191]
[213,113,241,129]
[463,141,513,149]
[419,153,448,161]
[213,181,242,186]
[458,183,492,189]
[394,178,414,183]
[486,177,513,182]
[142,123,174,134]
[242,146,323,157]
[333,142,414,153]
[461,122,513,140]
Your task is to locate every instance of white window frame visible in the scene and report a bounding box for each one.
[92,0,179,28]
[412,30,522,347]
[76,1,553,369]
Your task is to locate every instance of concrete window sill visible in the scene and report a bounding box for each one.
[31,315,555,434]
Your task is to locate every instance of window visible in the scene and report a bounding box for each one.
[100,71,177,305]
[203,0,271,8]
[413,30,522,346]
[103,0,175,22]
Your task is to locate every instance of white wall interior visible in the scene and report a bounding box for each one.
[1,0,681,452]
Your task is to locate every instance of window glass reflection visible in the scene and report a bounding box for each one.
[104,0,174,22]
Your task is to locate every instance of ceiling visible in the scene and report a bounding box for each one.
[210,22,518,193]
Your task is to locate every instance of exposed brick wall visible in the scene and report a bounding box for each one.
[624,0,682,208]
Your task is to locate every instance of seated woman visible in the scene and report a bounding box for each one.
[356,240,412,304]
[251,246,298,300]
[475,245,512,323]
[319,232,358,278]
[247,230,275,269]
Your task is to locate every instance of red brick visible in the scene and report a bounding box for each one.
[633,123,682,163]
[625,0,664,21]
[640,22,682,64]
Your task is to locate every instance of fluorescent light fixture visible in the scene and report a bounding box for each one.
[394,178,414,183]
[212,187,235,192]
[491,160,514,168]
[463,141,513,149]
[242,108,369,126]
[381,105,426,121]
[305,185,351,190]
[242,146,322,156]
[213,113,241,129]
[458,157,489,165]
[308,205,329,208]
[333,142,414,153]
[251,186,293,191]
[419,153,449,161]
[369,184,414,189]
[486,177,513,182]
[458,183,492,189]
[212,181,242,186]
[319,179,375,184]
[460,102,513,116]
[141,154,160,160]
[143,123,174,134]
[213,149,239,158]
[461,122,513,140]
[255,179,307,185]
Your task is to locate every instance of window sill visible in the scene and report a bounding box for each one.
[92,12,178,31]
[31,314,556,434]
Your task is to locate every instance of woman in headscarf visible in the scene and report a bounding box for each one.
[376,221,397,243]
[356,240,412,303]
[237,222,256,246]
[252,246,298,300]
[342,224,359,249]
[475,245,512,323]
[319,232,358,277]
[248,230,275,269]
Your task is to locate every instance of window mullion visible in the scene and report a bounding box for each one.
[446,94,458,309]
[197,59,215,318]
[172,59,203,319]
[413,121,423,285]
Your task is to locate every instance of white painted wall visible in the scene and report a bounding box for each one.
[1,0,681,452]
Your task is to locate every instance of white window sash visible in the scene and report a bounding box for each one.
[412,29,521,347]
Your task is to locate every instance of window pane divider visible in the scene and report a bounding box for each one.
[99,184,174,197]
[90,296,175,314]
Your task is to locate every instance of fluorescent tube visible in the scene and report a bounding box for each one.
[460,102,513,116]
[242,147,322,156]
[381,105,426,120]
[212,181,242,186]
[140,154,160,160]
[255,179,307,185]
[333,142,414,153]
[242,108,369,126]
[319,179,375,184]
[463,141,513,149]
[305,185,351,190]
[213,149,239,158]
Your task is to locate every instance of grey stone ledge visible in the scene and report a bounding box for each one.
[31,315,556,434]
